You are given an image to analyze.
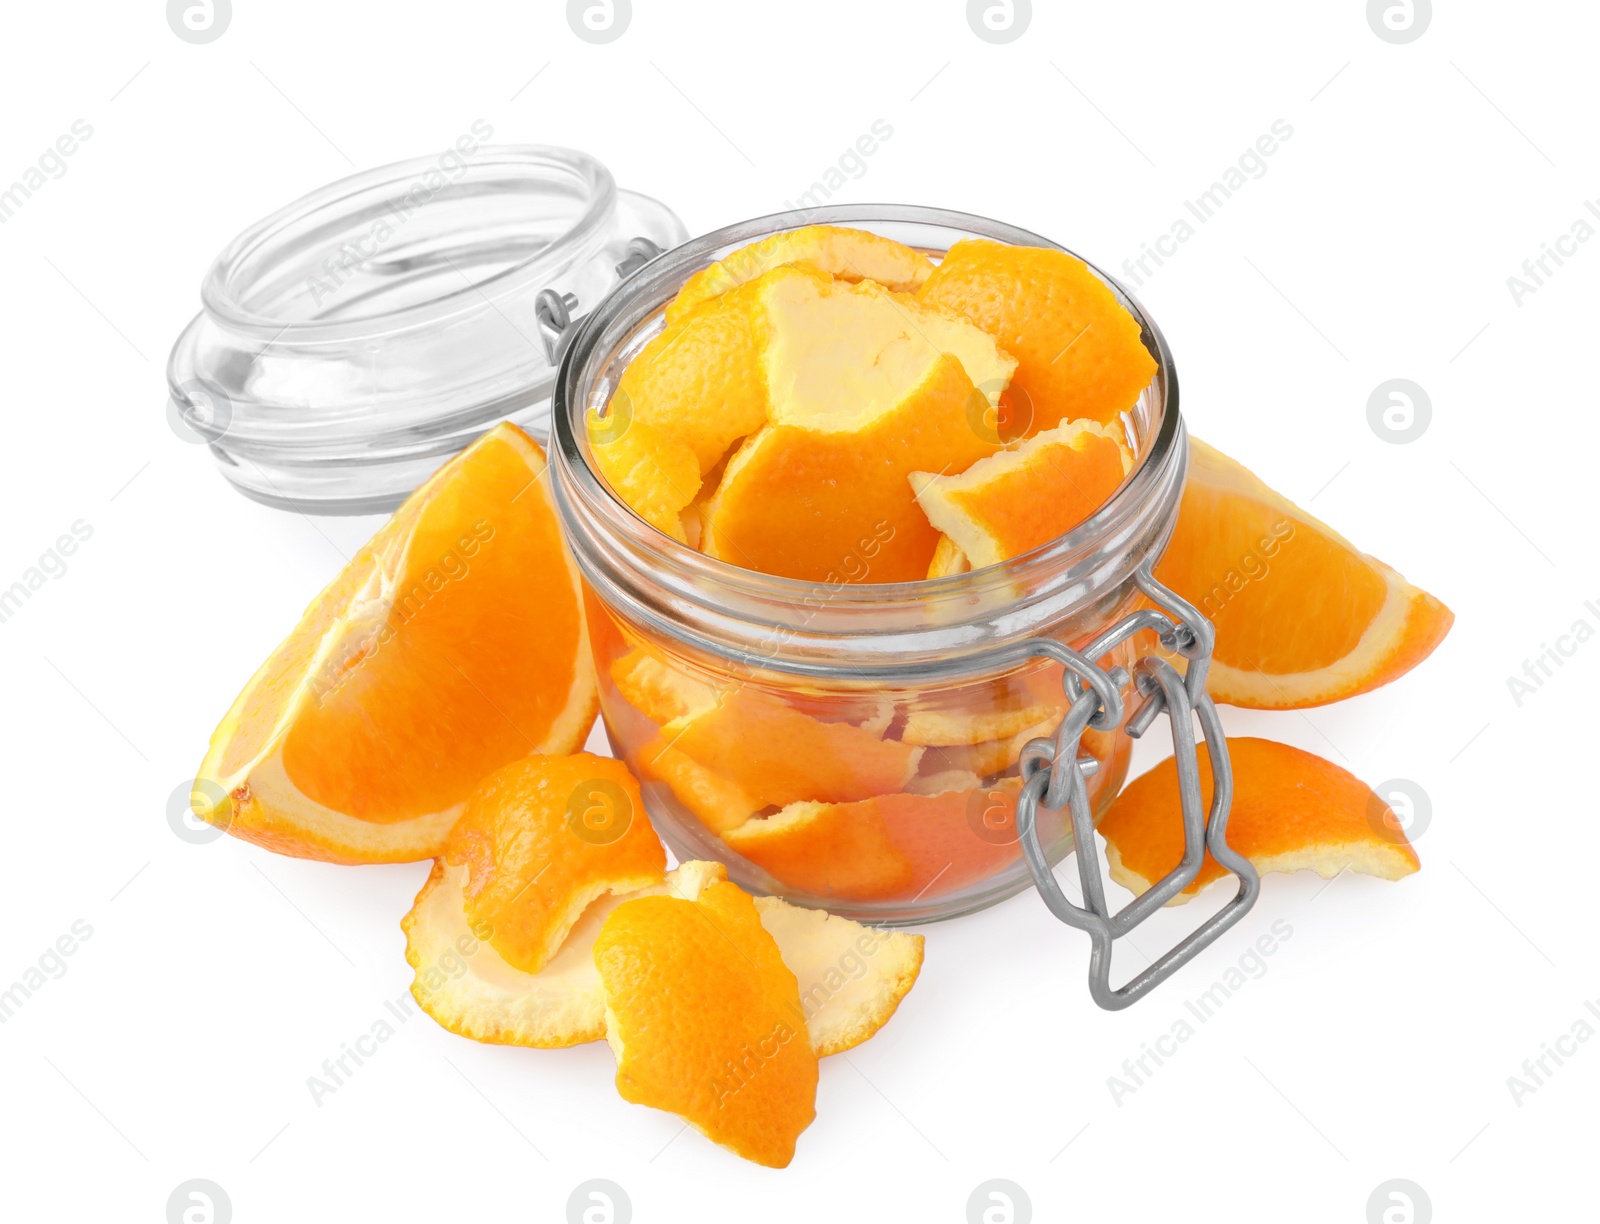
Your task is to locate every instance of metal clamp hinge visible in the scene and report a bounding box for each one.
[535,237,666,365]
[1014,563,1260,1010]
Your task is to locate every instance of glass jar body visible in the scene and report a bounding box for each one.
[551,205,1186,924]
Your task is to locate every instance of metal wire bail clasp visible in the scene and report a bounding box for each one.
[1014,563,1260,1010]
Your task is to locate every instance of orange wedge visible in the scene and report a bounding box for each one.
[444,754,666,974]
[1099,736,1421,903]
[917,238,1156,432]
[1155,439,1454,708]
[194,424,596,864]
[585,411,702,542]
[910,419,1133,569]
[725,779,1024,902]
[404,858,923,1057]
[664,687,922,808]
[701,270,1016,583]
[595,871,819,1168]
[667,224,935,323]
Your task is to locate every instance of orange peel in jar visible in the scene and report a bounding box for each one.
[725,778,1025,902]
[1098,736,1421,904]
[916,238,1157,432]
[701,270,1017,583]
[444,753,666,975]
[594,870,819,1168]
[664,687,923,808]
[1154,438,1454,709]
[910,418,1133,569]
[585,412,701,542]
[193,423,597,864]
[635,734,764,834]
[667,223,936,323]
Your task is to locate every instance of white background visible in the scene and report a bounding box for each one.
[1,1,1595,1221]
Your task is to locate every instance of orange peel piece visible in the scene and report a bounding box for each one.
[1154,438,1454,708]
[916,238,1157,432]
[636,734,764,834]
[1099,736,1421,904]
[194,424,597,864]
[667,224,935,323]
[595,871,819,1168]
[665,687,922,807]
[609,647,719,726]
[404,859,922,1059]
[753,896,923,1057]
[612,273,778,474]
[402,858,714,1048]
[444,754,666,975]
[911,419,1133,569]
[725,778,1024,902]
[701,270,1016,583]
[586,412,702,542]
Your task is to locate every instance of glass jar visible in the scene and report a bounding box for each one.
[166,145,686,514]
[550,205,1193,926]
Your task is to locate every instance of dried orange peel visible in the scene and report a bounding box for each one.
[595,868,819,1167]
[916,238,1156,432]
[667,224,935,323]
[444,754,666,974]
[193,423,597,864]
[1155,438,1454,708]
[1099,736,1420,904]
[911,418,1133,570]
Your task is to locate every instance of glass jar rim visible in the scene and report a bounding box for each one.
[550,204,1186,680]
[200,145,618,343]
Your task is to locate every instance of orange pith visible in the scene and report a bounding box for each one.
[595,877,819,1168]
[445,753,666,975]
[911,418,1133,569]
[1098,736,1421,902]
[667,224,935,323]
[916,238,1157,432]
[197,423,597,863]
[1154,438,1454,708]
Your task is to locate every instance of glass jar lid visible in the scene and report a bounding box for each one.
[166,144,686,514]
